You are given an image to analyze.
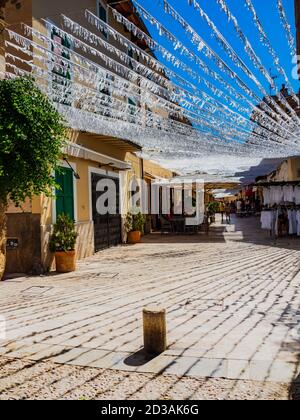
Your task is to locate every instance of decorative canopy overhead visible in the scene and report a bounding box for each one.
[2,0,300,166]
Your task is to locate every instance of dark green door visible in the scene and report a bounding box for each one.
[55,167,75,220]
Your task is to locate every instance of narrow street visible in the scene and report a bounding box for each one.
[0,215,299,400]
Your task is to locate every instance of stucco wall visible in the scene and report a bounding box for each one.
[270,160,289,182]
[74,132,128,162]
[270,157,300,182]
[41,220,94,272]
[5,0,32,31]
[289,157,300,180]
[143,159,175,180]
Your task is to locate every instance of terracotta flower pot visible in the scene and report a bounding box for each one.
[127,231,141,244]
[55,250,76,273]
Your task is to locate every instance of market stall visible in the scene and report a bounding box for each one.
[256,181,300,237]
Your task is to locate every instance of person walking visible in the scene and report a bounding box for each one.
[220,201,225,223]
[225,202,231,224]
[236,199,242,216]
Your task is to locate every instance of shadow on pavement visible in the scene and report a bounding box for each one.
[123,349,157,367]
[289,374,300,400]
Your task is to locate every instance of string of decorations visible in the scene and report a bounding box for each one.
[109,3,300,143]
[19,25,252,135]
[5,37,297,156]
[130,1,300,141]
[108,4,250,104]
[244,0,299,107]
[62,15,249,122]
[211,0,300,119]
[277,0,297,57]
[3,0,300,159]
[5,42,277,149]
[161,0,298,128]
[85,9,249,114]
[12,24,300,149]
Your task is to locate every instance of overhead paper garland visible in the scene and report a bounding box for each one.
[108,3,300,143]
[26,23,257,133]
[109,4,251,105]
[15,25,299,147]
[62,16,245,121]
[189,0,274,87]
[4,0,300,160]
[85,10,249,115]
[8,22,298,148]
[161,0,298,127]
[18,26,187,116]
[244,0,299,107]
[6,42,299,152]
[6,47,268,148]
[109,0,300,137]
[5,59,298,157]
[5,37,295,153]
[277,0,297,57]
[131,1,300,140]
[211,0,300,121]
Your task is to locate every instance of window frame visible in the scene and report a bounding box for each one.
[96,0,109,39]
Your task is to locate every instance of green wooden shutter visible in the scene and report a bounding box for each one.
[55,168,74,220]
[99,5,107,22]
[97,1,107,37]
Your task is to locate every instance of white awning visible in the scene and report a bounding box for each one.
[65,143,132,171]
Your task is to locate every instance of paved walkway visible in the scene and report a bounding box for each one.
[0,215,300,398]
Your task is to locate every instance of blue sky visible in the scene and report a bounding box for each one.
[136,0,299,119]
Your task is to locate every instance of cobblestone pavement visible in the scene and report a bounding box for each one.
[0,215,300,399]
[0,357,289,400]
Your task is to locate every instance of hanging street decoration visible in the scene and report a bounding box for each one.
[2,0,300,159]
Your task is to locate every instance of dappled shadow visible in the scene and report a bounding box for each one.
[0,213,299,399]
[141,225,227,244]
[289,373,300,400]
[142,215,300,252]
[230,215,300,252]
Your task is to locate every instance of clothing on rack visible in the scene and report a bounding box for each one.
[274,209,279,237]
[263,188,271,206]
[261,210,272,230]
[270,186,284,205]
[288,209,297,235]
[297,211,300,236]
[295,187,300,205]
[260,210,278,233]
[283,185,294,203]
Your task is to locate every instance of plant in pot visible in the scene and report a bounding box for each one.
[125,210,146,244]
[49,214,78,273]
[207,201,219,224]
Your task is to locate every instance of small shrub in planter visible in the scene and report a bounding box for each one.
[49,214,78,273]
[125,210,146,244]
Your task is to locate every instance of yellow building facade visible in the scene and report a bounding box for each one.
[3,0,176,274]
[267,157,300,182]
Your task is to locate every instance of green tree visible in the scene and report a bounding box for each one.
[0,77,66,279]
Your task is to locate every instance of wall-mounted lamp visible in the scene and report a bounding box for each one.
[63,157,80,180]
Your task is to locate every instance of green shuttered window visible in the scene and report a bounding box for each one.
[55,167,75,220]
[97,1,108,38]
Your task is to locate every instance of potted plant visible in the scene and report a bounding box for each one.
[125,210,146,244]
[207,202,219,224]
[49,214,78,273]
